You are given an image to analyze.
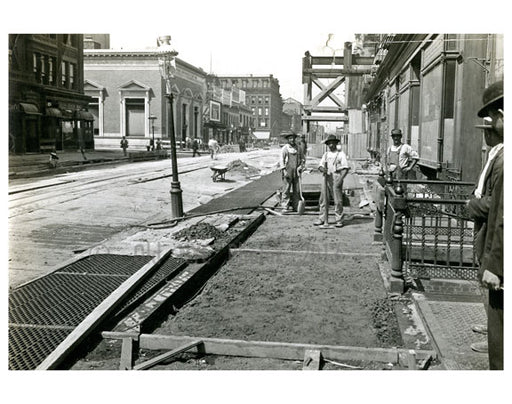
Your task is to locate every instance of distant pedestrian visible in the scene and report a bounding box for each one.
[208,137,220,159]
[156,139,162,150]
[279,131,305,211]
[466,80,503,370]
[48,152,59,169]
[297,133,308,158]
[314,135,349,227]
[385,129,419,180]
[192,138,201,157]
[120,136,129,156]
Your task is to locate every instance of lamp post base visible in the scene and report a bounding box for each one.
[170,181,183,218]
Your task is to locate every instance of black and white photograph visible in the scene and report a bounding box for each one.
[2,1,509,403]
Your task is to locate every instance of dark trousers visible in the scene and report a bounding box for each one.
[488,289,503,369]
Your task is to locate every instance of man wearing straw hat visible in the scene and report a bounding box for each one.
[279,131,305,211]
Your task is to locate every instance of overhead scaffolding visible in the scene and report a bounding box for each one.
[302,41,375,142]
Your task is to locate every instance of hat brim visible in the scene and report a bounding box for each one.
[477,96,504,117]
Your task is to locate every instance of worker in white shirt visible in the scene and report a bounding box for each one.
[386,129,419,180]
[314,135,350,227]
[208,137,220,160]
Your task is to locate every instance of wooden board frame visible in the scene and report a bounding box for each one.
[103,332,437,367]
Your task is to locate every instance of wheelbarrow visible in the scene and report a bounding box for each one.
[210,165,229,182]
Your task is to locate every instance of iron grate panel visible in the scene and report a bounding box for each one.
[9,273,131,326]
[407,263,479,280]
[116,256,187,314]
[56,254,153,276]
[9,254,188,370]
[9,326,73,370]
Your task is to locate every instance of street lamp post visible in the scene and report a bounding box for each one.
[148,115,157,151]
[157,35,183,218]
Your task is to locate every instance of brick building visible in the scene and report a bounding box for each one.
[364,34,504,181]
[216,75,283,141]
[8,34,93,153]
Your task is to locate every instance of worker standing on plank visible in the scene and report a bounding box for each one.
[279,131,305,211]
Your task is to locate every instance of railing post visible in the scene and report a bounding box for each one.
[373,176,386,242]
[389,183,406,293]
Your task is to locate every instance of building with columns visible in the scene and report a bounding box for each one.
[83,48,207,150]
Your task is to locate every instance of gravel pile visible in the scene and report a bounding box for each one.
[226,160,260,176]
[172,223,225,241]
[369,298,403,347]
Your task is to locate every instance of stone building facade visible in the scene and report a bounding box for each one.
[83,49,207,150]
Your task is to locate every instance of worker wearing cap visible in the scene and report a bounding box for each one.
[314,134,349,227]
[465,80,503,370]
[279,131,305,210]
[385,129,419,180]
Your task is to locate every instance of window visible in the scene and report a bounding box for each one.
[33,53,41,82]
[265,96,269,104]
[260,119,266,127]
[265,118,269,127]
[264,107,269,116]
[69,63,75,89]
[61,61,68,87]
[258,96,262,104]
[48,57,55,85]
[252,96,256,104]
[263,81,268,88]
[258,107,262,115]
[251,107,255,114]
[40,55,47,84]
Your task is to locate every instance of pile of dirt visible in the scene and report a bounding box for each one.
[172,223,225,241]
[369,298,404,347]
[226,159,260,177]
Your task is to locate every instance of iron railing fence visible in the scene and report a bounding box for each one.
[377,178,477,288]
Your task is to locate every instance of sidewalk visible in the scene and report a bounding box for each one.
[8,149,173,179]
[9,158,491,370]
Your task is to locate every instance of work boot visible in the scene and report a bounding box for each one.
[335,221,344,228]
[470,341,488,353]
[472,324,488,335]
[313,219,324,226]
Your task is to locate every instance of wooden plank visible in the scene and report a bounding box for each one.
[303,349,321,370]
[119,337,134,370]
[36,247,175,370]
[302,115,348,122]
[310,55,375,66]
[133,340,203,370]
[138,334,437,363]
[231,248,381,258]
[406,349,417,370]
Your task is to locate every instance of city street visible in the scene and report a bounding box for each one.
[8,148,281,288]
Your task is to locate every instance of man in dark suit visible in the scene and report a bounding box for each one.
[466,80,503,370]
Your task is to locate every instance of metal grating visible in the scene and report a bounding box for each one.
[8,254,186,370]
[407,263,479,280]
[116,255,188,314]
[9,326,73,371]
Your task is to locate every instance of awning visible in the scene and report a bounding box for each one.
[45,107,62,118]
[252,131,270,140]
[18,103,41,115]
[74,110,95,120]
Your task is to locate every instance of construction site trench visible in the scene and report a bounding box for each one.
[65,167,435,371]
